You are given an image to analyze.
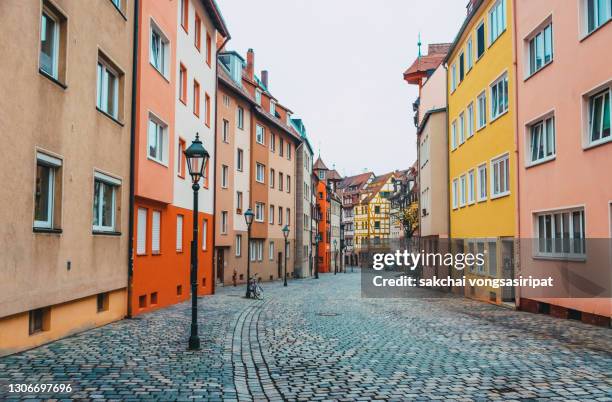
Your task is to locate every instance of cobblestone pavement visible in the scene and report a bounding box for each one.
[1,270,611,401]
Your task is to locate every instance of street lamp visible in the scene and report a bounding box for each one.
[184,133,210,351]
[282,225,289,287]
[333,239,338,275]
[244,207,254,298]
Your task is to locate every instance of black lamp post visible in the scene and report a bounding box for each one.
[333,239,338,275]
[184,133,209,351]
[244,208,254,298]
[282,225,289,286]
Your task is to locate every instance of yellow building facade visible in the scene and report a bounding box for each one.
[354,173,396,255]
[446,0,516,304]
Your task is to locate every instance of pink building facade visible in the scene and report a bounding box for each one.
[515,0,612,322]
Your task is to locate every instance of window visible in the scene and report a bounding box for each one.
[478,164,487,201]
[270,100,276,116]
[176,215,183,251]
[255,89,262,105]
[150,22,169,77]
[206,32,212,66]
[193,80,200,116]
[528,23,553,75]
[270,168,275,188]
[194,13,201,50]
[278,206,283,225]
[586,0,612,33]
[452,179,459,209]
[180,0,188,31]
[40,5,62,79]
[222,119,229,143]
[459,52,465,82]
[255,202,264,222]
[29,308,49,335]
[221,211,228,234]
[286,208,291,226]
[375,221,380,229]
[269,241,275,260]
[235,234,242,257]
[93,172,120,233]
[529,116,555,164]
[490,73,508,120]
[250,240,263,262]
[491,154,510,198]
[205,93,211,127]
[451,63,457,91]
[269,205,275,224]
[97,292,109,313]
[96,58,119,118]
[467,103,474,137]
[459,112,465,144]
[588,88,611,145]
[237,191,243,212]
[177,138,186,178]
[536,208,585,257]
[152,210,161,253]
[468,170,475,204]
[237,148,243,171]
[237,107,244,129]
[451,119,457,150]
[460,174,467,207]
[287,143,292,160]
[476,21,486,58]
[466,37,474,70]
[137,208,147,254]
[179,64,187,103]
[286,175,291,193]
[375,206,381,214]
[318,171,325,180]
[256,125,265,144]
[477,91,487,129]
[148,115,167,164]
[221,165,228,188]
[279,138,284,157]
[270,133,276,152]
[256,163,265,183]
[34,152,61,229]
[202,219,208,250]
[489,0,506,44]
[279,172,284,191]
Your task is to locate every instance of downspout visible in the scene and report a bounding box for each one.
[127,0,140,319]
[443,62,452,292]
[210,35,230,296]
[512,0,521,306]
[295,141,304,277]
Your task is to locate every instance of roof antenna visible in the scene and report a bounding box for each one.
[418,32,422,59]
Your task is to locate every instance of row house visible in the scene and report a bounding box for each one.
[214,49,302,284]
[131,0,229,315]
[313,157,334,273]
[0,0,134,355]
[388,166,419,240]
[337,172,374,266]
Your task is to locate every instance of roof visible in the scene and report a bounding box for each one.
[417,107,446,135]
[444,0,485,63]
[313,157,328,171]
[337,172,374,192]
[200,0,230,39]
[403,44,451,84]
[359,172,395,204]
[327,169,342,182]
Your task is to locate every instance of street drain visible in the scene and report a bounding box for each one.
[316,312,340,317]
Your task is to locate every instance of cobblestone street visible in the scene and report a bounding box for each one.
[1,271,611,401]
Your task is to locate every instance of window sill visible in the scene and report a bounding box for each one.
[92,230,121,236]
[176,250,183,254]
[524,60,553,83]
[109,0,128,20]
[150,63,170,83]
[490,191,510,200]
[96,107,124,126]
[488,29,506,49]
[580,19,612,42]
[532,254,586,262]
[476,124,486,133]
[526,155,556,169]
[33,227,63,234]
[152,251,161,256]
[489,109,508,124]
[39,69,67,90]
[147,155,169,168]
[583,135,612,151]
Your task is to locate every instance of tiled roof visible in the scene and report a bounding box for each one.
[403,43,451,83]
[337,172,373,191]
[313,157,328,171]
[359,172,395,204]
[327,169,342,181]
[201,0,230,39]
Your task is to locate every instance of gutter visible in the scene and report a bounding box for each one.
[127,0,140,318]
[211,34,231,296]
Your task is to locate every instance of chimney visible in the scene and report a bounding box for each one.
[246,48,254,81]
[261,70,268,89]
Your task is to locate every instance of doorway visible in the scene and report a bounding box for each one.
[216,248,224,285]
[277,252,283,279]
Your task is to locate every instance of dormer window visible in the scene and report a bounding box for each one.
[270,100,276,116]
[255,89,262,105]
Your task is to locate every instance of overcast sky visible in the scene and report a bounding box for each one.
[216,0,467,177]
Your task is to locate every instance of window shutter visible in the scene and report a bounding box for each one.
[137,208,147,254]
[176,215,183,251]
[152,211,161,253]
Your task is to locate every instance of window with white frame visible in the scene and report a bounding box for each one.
[278,206,283,225]
[468,169,475,204]
[269,241,275,260]
[40,6,61,79]
[477,164,487,201]
[255,202,264,222]
[451,63,457,91]
[270,168,275,188]
[270,100,276,116]
[529,116,555,164]
[459,112,465,144]
[270,133,276,152]
[451,119,457,150]
[476,21,486,58]
[466,36,474,70]
[237,191,243,211]
[491,154,510,198]
[585,0,612,34]
[489,0,506,44]
[477,91,487,129]
[250,240,263,261]
[96,58,119,118]
[176,215,183,251]
[221,165,228,188]
[588,88,611,145]
[148,115,167,164]
[255,89,262,105]
[137,208,147,254]
[202,219,208,250]
[536,208,585,257]
[256,163,265,183]
[222,119,229,143]
[256,124,265,144]
[151,210,161,253]
[92,172,120,232]
[235,234,242,256]
[34,152,61,229]
[467,102,475,137]
[269,205,274,224]
[460,174,467,207]
[150,21,169,77]
[237,107,244,129]
[528,23,553,75]
[490,73,508,120]
[237,148,243,171]
[221,211,228,234]
[452,179,459,209]
[286,208,291,226]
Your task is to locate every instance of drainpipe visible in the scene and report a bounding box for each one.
[126,0,140,319]
[512,0,522,306]
[211,35,231,296]
[443,62,452,292]
[295,142,304,277]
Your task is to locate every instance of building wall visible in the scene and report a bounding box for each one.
[316,181,331,273]
[418,66,447,120]
[0,0,133,355]
[515,0,612,317]
[295,143,313,277]
[330,197,341,271]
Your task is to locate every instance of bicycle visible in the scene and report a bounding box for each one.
[248,274,264,300]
